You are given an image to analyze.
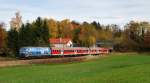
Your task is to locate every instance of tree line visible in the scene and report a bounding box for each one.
[0,17,150,57]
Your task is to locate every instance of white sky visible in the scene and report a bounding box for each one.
[0,0,150,30]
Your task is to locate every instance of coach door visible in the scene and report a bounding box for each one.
[61,49,64,56]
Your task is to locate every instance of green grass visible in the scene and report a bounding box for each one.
[0,53,150,83]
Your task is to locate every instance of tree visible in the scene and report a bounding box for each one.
[72,27,81,46]
[47,19,58,38]
[122,21,150,51]
[58,19,74,38]
[0,23,4,48]
[91,21,102,30]
[41,20,50,46]
[7,28,19,56]
[79,22,97,47]
[32,17,50,46]
[19,23,35,47]
[0,23,7,56]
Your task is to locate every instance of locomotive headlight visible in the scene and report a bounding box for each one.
[25,51,29,54]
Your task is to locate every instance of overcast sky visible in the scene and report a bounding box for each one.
[0,0,150,29]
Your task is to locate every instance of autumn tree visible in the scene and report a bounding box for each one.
[79,22,97,47]
[71,21,81,45]
[139,22,150,51]
[0,23,5,49]
[122,21,150,51]
[0,23,7,56]
[47,19,58,38]
[58,19,74,38]
[91,21,102,30]
[96,25,113,41]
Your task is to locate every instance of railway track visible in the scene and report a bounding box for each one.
[0,55,102,67]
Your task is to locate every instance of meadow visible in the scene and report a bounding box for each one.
[0,53,150,83]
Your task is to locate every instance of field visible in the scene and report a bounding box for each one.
[0,53,150,83]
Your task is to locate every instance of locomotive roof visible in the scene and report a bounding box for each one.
[20,47,50,48]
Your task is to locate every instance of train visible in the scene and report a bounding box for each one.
[19,47,110,58]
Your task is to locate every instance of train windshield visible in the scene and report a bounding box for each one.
[20,48,29,52]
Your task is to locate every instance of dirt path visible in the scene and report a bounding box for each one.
[0,55,102,67]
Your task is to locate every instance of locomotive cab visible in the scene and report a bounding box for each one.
[19,47,51,58]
